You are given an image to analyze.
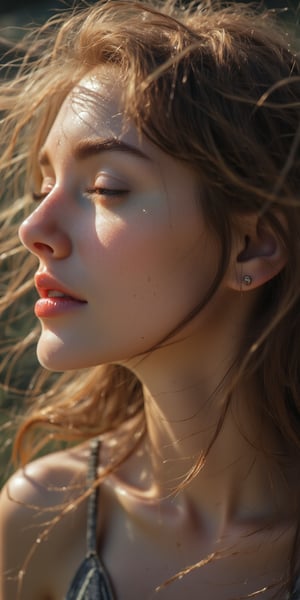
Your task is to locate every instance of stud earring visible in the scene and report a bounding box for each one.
[242,274,252,286]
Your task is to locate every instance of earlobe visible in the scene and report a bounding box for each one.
[227,216,287,292]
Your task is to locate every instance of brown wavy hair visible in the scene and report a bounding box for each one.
[0,1,300,594]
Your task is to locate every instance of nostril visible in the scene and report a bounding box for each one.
[34,242,54,254]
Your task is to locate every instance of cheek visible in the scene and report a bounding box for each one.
[88,201,177,284]
[87,202,217,313]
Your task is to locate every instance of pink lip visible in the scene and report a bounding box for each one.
[34,272,87,318]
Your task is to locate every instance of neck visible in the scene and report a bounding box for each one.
[115,289,296,536]
[123,339,292,536]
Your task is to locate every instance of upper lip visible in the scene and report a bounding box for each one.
[34,272,87,302]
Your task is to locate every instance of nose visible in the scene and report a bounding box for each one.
[19,192,72,260]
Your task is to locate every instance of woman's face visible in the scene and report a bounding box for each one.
[19,67,219,370]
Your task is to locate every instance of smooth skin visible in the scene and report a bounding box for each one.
[0,67,294,600]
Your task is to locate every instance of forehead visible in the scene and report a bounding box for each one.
[42,66,200,188]
[48,66,126,145]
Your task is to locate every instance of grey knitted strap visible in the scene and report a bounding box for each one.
[86,437,101,555]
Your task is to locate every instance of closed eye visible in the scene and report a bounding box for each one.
[30,187,129,203]
[86,187,129,199]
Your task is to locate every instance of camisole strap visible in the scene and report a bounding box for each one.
[86,437,101,555]
[64,438,116,600]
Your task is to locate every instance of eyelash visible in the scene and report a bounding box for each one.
[31,188,129,203]
[86,187,129,199]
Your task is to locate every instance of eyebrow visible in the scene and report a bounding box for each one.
[38,137,150,167]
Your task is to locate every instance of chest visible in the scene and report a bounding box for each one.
[97,497,294,600]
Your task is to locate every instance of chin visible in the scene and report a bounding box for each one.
[35,328,153,371]
[36,334,82,372]
[37,349,68,372]
[37,350,87,372]
[36,336,107,371]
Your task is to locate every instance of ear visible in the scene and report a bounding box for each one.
[226,214,287,292]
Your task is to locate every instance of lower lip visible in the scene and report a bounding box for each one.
[35,297,87,318]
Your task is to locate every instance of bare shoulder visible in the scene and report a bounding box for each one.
[0,443,89,520]
[0,444,91,600]
[4,443,89,499]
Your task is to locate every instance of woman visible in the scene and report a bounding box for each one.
[0,1,300,598]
